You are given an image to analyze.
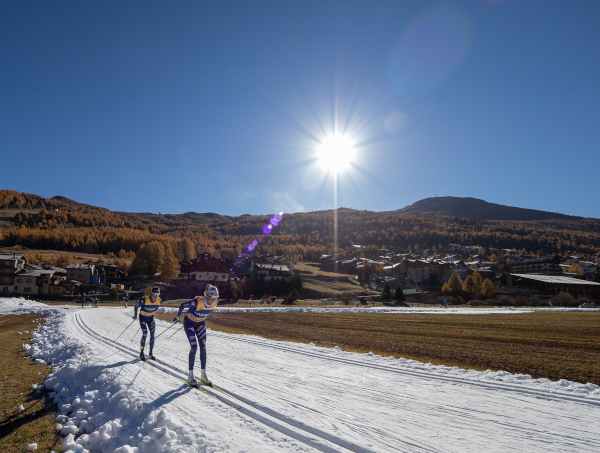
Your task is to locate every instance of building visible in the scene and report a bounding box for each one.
[179,253,231,287]
[511,255,561,274]
[395,259,454,282]
[85,260,119,283]
[578,261,599,281]
[15,265,66,296]
[65,263,95,284]
[0,253,27,293]
[253,263,292,281]
[497,273,600,297]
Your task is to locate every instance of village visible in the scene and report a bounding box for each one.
[1,242,599,303]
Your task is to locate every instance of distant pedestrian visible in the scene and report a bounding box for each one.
[248,297,252,308]
[81,292,86,308]
[268,297,272,307]
[124,293,130,308]
[548,301,553,308]
[443,299,448,309]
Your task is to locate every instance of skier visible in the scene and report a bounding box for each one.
[132,286,162,361]
[443,299,448,309]
[124,293,130,308]
[81,292,86,308]
[172,285,219,386]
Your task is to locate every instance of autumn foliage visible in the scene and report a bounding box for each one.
[2,191,600,263]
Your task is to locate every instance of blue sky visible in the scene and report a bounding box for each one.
[1,0,599,217]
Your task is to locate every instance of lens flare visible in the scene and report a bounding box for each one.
[237,213,285,265]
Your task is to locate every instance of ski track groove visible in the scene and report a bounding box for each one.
[68,308,600,452]
[209,331,600,408]
[74,311,386,453]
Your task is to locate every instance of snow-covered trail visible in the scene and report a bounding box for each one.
[73,307,599,453]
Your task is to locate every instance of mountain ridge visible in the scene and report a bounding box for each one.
[390,196,577,221]
[0,190,595,222]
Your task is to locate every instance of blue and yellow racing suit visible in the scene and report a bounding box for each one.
[134,295,161,352]
[176,296,217,370]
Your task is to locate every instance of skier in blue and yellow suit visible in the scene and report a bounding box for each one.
[173,284,219,386]
[133,286,162,361]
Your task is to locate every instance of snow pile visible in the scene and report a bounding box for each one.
[0,297,68,315]
[27,313,194,452]
[0,299,212,453]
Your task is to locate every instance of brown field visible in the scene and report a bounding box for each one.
[0,314,60,453]
[294,262,353,278]
[0,245,103,265]
[191,311,600,385]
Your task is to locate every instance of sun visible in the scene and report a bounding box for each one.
[316,134,356,173]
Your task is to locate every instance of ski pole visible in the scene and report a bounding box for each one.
[131,327,140,342]
[113,319,136,343]
[153,323,176,341]
[167,326,183,339]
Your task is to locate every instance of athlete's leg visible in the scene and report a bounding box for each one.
[199,338,207,369]
[196,323,207,369]
[140,317,148,350]
[184,318,198,370]
[148,318,156,352]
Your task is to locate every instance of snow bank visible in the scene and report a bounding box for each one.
[0,298,209,452]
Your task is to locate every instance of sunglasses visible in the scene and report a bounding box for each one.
[152,292,160,297]
[208,295,218,299]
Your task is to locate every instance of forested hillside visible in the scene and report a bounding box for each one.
[2,190,600,263]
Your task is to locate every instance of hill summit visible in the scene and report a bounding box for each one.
[391,197,572,221]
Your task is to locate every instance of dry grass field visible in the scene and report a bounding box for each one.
[294,262,352,278]
[0,245,103,265]
[0,314,60,453]
[193,311,600,385]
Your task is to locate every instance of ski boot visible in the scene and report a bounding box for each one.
[139,349,146,361]
[200,369,212,386]
[148,351,156,361]
[187,370,199,387]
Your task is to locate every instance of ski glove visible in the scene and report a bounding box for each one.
[173,316,180,324]
[132,315,137,320]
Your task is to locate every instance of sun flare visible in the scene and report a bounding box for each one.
[316,134,356,173]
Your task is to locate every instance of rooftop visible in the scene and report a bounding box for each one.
[511,273,600,286]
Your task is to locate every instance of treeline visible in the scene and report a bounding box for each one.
[2,191,600,259]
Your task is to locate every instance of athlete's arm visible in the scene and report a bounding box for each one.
[175,299,195,320]
[133,299,143,319]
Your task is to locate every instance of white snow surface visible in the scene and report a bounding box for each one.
[157,305,600,314]
[2,297,600,452]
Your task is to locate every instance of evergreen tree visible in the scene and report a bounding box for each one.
[109,287,119,301]
[290,289,300,304]
[393,284,405,302]
[381,282,392,302]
